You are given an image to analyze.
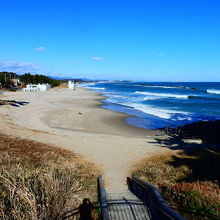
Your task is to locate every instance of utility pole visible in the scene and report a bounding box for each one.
[9,73,11,86]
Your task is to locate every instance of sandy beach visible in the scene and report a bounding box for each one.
[0,87,170,191]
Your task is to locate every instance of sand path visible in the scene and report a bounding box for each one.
[0,88,169,190]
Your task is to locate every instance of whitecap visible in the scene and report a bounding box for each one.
[135,85,190,89]
[113,102,190,120]
[135,91,189,99]
[207,89,220,94]
[90,87,105,90]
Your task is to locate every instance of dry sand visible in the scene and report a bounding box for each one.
[0,87,171,191]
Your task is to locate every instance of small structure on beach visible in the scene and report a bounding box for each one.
[23,83,51,92]
[10,79,20,86]
[68,80,75,90]
[38,84,51,91]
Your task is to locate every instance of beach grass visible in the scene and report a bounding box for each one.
[0,132,99,220]
[133,150,220,220]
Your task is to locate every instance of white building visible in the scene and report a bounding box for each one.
[68,80,75,90]
[38,84,51,91]
[23,83,51,92]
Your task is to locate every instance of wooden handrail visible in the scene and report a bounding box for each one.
[127,174,185,220]
[97,176,110,220]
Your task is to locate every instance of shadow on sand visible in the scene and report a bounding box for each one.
[0,100,29,107]
[146,136,220,183]
[60,199,99,220]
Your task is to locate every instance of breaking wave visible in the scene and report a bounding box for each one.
[91,87,105,90]
[135,91,189,99]
[121,103,191,120]
[207,89,220,95]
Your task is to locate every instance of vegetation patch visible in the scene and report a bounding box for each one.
[133,150,220,220]
[0,132,99,219]
[19,73,62,87]
[169,181,220,220]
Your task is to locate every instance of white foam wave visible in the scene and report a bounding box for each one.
[77,83,96,88]
[123,103,190,120]
[77,84,105,90]
[130,104,171,119]
[90,87,105,90]
[109,95,125,98]
[105,96,191,120]
[207,89,220,94]
[135,85,190,89]
[135,91,189,99]
[107,94,143,103]
[143,96,161,101]
[77,85,91,89]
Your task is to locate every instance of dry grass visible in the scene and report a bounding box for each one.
[133,154,192,187]
[169,181,220,219]
[0,132,99,220]
[133,152,220,219]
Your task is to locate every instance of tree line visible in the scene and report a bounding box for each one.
[0,72,19,87]
[0,72,62,88]
[19,73,62,87]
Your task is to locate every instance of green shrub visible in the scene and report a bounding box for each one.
[169,182,220,219]
[133,154,220,219]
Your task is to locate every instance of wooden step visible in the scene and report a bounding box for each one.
[106,188,151,220]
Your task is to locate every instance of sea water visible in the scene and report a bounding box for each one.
[79,82,220,129]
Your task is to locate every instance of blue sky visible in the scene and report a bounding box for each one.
[0,0,220,81]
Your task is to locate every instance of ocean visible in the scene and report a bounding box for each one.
[78,82,220,129]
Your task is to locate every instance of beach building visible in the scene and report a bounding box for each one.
[23,83,51,92]
[68,80,75,90]
[38,84,51,91]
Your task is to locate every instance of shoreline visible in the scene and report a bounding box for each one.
[85,88,164,135]
[89,89,163,136]
[0,87,170,189]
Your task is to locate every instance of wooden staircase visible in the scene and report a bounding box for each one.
[98,175,185,220]
[106,188,151,220]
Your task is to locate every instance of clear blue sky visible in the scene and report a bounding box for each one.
[0,0,220,81]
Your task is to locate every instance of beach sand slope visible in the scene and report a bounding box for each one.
[0,87,169,190]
